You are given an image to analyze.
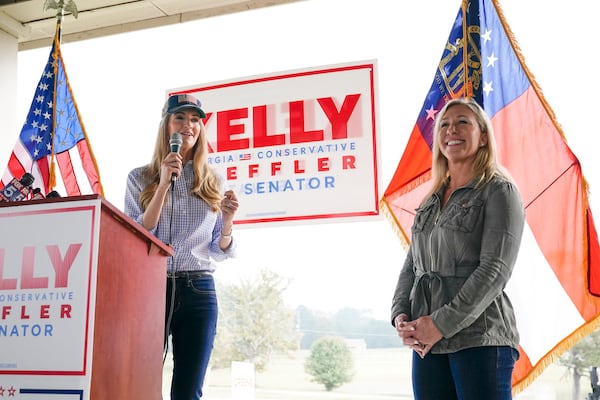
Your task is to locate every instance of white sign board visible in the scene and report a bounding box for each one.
[168,60,381,227]
[231,361,255,400]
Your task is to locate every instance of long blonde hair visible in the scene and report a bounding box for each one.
[427,98,508,198]
[139,114,222,211]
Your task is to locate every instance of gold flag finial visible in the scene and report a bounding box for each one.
[44,0,79,19]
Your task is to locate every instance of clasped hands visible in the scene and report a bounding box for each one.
[394,313,443,358]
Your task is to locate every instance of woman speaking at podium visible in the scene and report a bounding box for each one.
[124,93,239,399]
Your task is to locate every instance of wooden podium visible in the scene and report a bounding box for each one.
[0,195,172,400]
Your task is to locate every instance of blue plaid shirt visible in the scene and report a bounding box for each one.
[124,161,236,273]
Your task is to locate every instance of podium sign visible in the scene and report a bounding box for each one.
[0,196,170,399]
[0,198,99,396]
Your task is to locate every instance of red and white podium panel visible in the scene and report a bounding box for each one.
[0,195,172,399]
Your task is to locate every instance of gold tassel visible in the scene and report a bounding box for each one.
[49,156,56,189]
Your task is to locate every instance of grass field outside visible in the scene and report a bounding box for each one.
[161,348,592,399]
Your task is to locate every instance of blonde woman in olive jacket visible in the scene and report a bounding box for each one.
[391,98,525,400]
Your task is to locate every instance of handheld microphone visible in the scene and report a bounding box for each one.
[169,133,183,184]
[0,173,35,202]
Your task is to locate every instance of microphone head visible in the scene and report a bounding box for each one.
[169,133,183,153]
[46,190,62,198]
[20,173,35,187]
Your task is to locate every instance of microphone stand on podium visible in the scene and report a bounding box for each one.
[0,173,62,202]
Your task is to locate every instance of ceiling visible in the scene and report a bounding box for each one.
[0,0,304,51]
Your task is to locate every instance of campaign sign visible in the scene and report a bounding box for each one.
[0,199,100,398]
[168,60,381,227]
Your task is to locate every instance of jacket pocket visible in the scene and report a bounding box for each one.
[441,199,483,232]
[412,202,436,233]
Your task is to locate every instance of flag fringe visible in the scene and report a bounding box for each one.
[379,198,409,250]
[513,314,600,394]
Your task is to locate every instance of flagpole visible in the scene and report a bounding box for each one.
[48,10,62,189]
[461,0,471,99]
[44,0,79,191]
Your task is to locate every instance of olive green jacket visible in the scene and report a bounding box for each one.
[391,174,525,354]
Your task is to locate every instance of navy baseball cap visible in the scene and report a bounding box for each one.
[162,94,206,118]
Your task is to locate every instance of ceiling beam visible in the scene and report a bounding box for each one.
[14,0,304,51]
[0,10,31,38]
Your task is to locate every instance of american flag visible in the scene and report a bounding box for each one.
[381,0,600,392]
[0,26,103,197]
[239,153,252,161]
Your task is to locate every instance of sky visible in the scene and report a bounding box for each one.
[4,0,599,321]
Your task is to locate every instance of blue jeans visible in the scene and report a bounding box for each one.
[165,276,218,400]
[412,346,518,400]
